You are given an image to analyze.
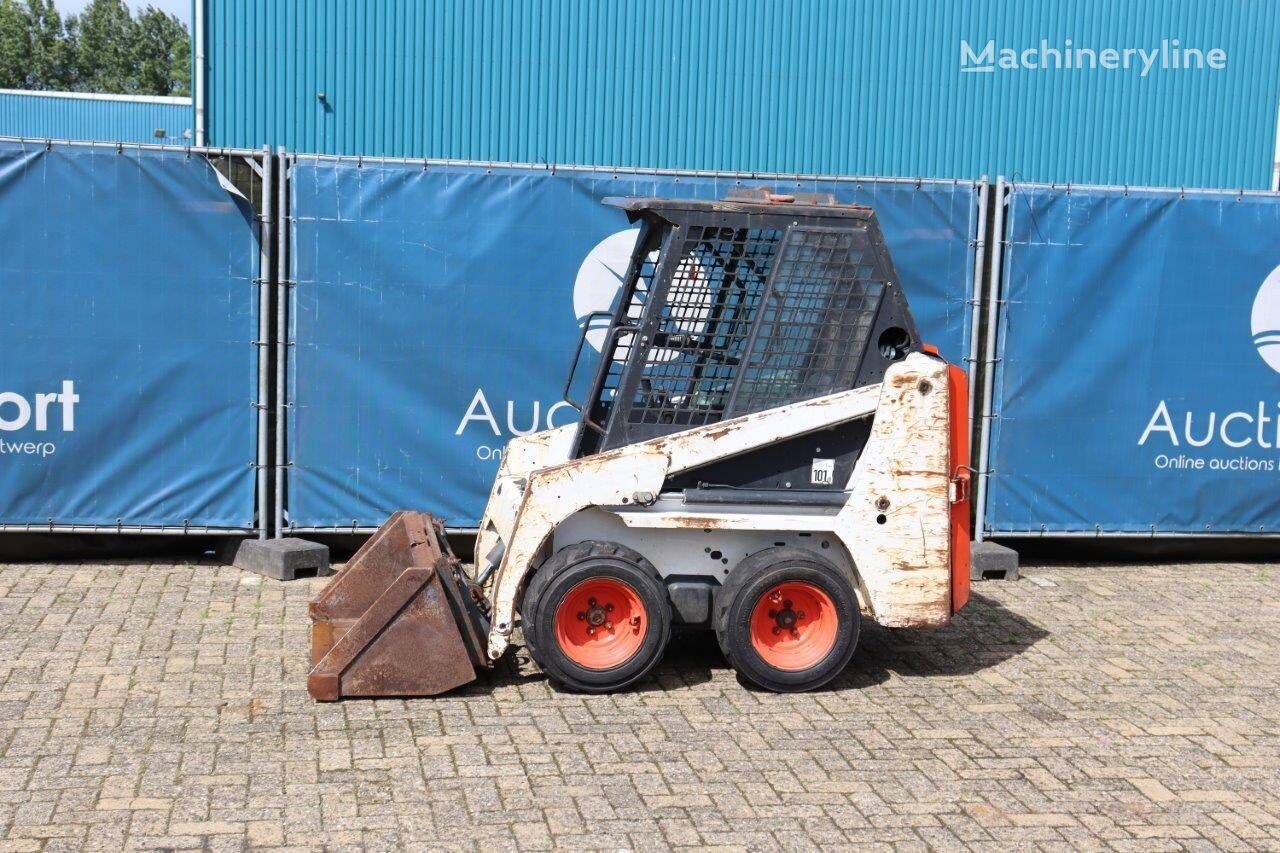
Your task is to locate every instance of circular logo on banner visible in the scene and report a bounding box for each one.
[573,228,711,360]
[573,228,641,352]
[1252,264,1280,374]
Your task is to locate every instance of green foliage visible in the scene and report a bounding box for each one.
[0,0,190,96]
[0,1,30,89]
[166,17,190,97]
[75,0,134,92]
[131,5,189,96]
[29,0,74,88]
[0,0,71,89]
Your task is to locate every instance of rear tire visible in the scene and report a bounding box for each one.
[521,540,671,693]
[714,547,860,692]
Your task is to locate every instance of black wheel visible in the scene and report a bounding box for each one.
[713,547,860,692]
[521,540,672,693]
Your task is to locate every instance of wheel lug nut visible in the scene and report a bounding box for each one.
[797,611,805,620]
[605,603,614,612]
[768,609,778,618]
[587,626,595,635]
[790,628,799,638]
[605,621,613,630]
[588,597,596,607]
[772,626,781,635]
[577,612,586,621]
[783,600,792,609]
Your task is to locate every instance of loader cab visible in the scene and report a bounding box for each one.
[563,189,921,493]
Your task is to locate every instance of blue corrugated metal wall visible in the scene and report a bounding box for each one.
[204,0,1280,188]
[0,91,193,145]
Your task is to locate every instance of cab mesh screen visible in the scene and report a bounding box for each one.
[618,224,886,429]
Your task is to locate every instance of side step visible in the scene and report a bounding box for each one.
[307,511,490,700]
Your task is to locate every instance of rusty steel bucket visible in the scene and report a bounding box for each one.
[307,511,490,700]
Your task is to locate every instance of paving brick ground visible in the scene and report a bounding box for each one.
[0,560,1277,850]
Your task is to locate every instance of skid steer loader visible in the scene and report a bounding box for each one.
[308,189,970,698]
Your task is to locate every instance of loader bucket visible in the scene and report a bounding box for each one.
[307,511,490,700]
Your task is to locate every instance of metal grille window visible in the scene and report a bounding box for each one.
[732,227,886,413]
[625,225,783,428]
[573,194,917,453]
[594,244,660,408]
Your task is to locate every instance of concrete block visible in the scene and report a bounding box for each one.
[971,540,1019,581]
[234,537,331,581]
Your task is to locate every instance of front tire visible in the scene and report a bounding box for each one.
[714,547,860,692]
[521,541,671,693]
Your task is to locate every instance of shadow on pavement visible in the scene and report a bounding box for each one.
[827,590,1048,691]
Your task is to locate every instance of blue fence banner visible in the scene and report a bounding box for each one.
[984,184,1280,535]
[286,161,980,529]
[0,142,260,529]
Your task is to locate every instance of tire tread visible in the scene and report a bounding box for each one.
[520,540,670,693]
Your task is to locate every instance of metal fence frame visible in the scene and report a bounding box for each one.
[966,178,990,432]
[0,136,271,537]
[975,176,1280,540]
[274,149,290,539]
[277,153,987,535]
[972,177,1007,543]
[11,139,1280,541]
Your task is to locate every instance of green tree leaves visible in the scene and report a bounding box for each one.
[27,0,74,88]
[0,0,40,89]
[131,5,189,96]
[74,0,134,92]
[0,0,190,96]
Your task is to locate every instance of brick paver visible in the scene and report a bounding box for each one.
[0,560,1277,850]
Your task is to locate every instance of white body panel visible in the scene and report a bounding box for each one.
[474,424,577,575]
[477,353,954,660]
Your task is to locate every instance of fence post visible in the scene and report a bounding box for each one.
[972,176,1007,542]
[966,176,989,430]
[274,146,289,538]
[256,146,273,539]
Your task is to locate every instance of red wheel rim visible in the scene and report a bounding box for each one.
[749,582,838,671]
[553,578,649,670]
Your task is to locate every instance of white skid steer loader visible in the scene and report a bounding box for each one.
[307,189,971,698]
